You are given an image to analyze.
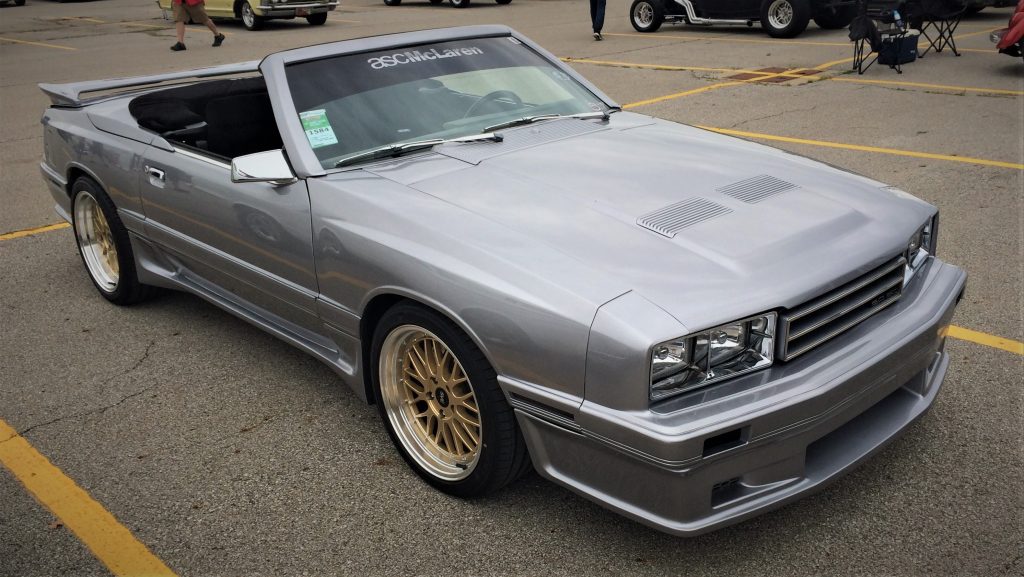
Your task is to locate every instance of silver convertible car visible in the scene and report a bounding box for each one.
[39,26,966,536]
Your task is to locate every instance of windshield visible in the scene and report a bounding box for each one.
[285,36,610,169]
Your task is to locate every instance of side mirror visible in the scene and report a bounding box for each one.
[231,149,298,185]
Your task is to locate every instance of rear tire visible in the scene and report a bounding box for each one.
[495,0,512,4]
[812,5,855,29]
[371,303,531,497]
[450,0,470,7]
[14,0,26,5]
[630,0,665,32]
[71,177,155,306]
[384,0,401,4]
[761,0,811,37]
[306,12,327,24]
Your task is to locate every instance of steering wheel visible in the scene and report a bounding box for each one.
[462,90,523,119]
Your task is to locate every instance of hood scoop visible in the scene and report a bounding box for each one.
[717,175,798,203]
[637,198,732,238]
[437,118,608,164]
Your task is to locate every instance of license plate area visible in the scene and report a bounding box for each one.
[296,7,310,15]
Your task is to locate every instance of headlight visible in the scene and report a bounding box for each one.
[906,213,938,282]
[650,313,777,402]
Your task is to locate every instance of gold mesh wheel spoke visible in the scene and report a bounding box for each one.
[380,326,483,481]
[74,191,120,293]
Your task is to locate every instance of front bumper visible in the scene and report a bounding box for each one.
[256,1,337,16]
[514,257,966,536]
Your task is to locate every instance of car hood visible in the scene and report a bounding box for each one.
[363,113,934,332]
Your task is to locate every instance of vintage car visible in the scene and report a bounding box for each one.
[38,26,965,536]
[156,0,337,30]
[629,0,857,37]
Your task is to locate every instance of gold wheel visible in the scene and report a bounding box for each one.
[74,191,120,293]
[380,325,482,480]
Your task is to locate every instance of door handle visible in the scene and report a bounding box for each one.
[145,166,165,181]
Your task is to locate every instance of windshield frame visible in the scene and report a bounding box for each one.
[258,25,620,178]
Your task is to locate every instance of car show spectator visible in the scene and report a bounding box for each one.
[590,0,606,40]
[170,0,226,51]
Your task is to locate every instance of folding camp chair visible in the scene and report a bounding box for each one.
[850,0,914,73]
[912,0,967,56]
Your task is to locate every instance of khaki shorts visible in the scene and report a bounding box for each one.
[174,1,210,24]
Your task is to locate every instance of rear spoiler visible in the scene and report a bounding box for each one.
[38,60,262,107]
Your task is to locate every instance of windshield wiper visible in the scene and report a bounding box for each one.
[334,132,503,168]
[484,114,562,133]
[483,110,612,133]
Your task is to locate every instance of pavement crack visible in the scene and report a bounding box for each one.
[727,104,819,129]
[11,341,157,439]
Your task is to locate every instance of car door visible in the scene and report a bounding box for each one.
[138,142,322,335]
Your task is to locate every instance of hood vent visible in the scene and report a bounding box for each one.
[717,175,797,203]
[638,198,732,238]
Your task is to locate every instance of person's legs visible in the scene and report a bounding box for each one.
[589,0,606,39]
[204,18,224,46]
[187,4,224,46]
[172,3,187,50]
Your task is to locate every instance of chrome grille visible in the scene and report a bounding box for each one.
[779,256,907,361]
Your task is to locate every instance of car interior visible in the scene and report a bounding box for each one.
[129,76,283,161]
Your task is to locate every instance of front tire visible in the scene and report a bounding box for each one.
[71,177,154,305]
[761,0,810,37]
[450,0,470,7]
[371,303,531,497]
[240,1,265,30]
[630,0,665,32]
[306,12,327,24]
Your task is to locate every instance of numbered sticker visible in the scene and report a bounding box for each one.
[299,109,339,148]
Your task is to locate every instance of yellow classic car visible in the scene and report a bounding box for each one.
[157,0,338,30]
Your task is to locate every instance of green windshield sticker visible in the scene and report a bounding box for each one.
[300,109,338,148]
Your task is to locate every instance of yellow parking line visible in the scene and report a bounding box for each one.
[564,57,737,74]
[952,27,1000,40]
[624,81,747,108]
[0,222,71,241]
[570,57,1018,97]
[604,31,850,48]
[605,31,1003,56]
[623,67,813,108]
[831,77,1023,96]
[0,419,178,577]
[0,36,76,51]
[121,21,172,30]
[947,326,1024,355]
[695,125,1024,170]
[63,16,107,24]
[563,57,822,80]
[816,56,856,69]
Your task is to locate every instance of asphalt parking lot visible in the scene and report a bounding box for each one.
[1,0,1022,575]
